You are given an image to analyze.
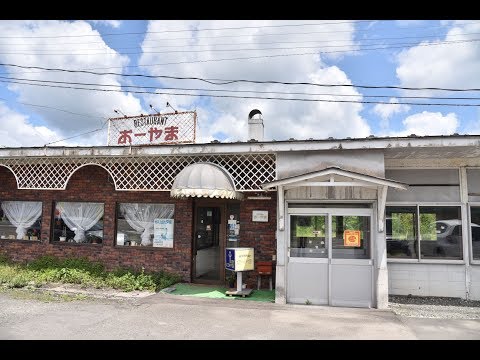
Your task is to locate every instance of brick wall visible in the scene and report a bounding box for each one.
[0,165,278,289]
[0,165,193,281]
[238,196,277,289]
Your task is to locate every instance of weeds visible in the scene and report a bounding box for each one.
[0,255,181,292]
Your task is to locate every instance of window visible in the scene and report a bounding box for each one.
[419,207,462,260]
[332,215,371,259]
[386,206,417,259]
[0,201,42,240]
[470,206,480,261]
[116,203,174,247]
[386,205,463,260]
[53,202,104,244]
[290,215,327,258]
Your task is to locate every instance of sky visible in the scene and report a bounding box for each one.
[0,19,479,147]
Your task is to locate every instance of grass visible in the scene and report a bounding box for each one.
[0,287,89,302]
[0,254,181,293]
[170,283,275,302]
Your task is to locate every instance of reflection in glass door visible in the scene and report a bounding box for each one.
[290,215,327,258]
[194,206,221,282]
[331,215,371,259]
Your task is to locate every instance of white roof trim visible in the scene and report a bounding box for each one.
[262,166,408,190]
[1,135,480,158]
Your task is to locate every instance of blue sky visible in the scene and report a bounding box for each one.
[0,20,479,147]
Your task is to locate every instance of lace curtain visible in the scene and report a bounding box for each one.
[120,203,174,246]
[57,202,104,242]
[1,201,42,239]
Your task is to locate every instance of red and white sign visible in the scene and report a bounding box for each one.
[107,111,196,146]
[343,230,361,247]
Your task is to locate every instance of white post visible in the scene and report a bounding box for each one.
[276,186,287,304]
[236,271,243,292]
[377,185,388,233]
[278,185,285,231]
[374,200,389,309]
[459,167,471,299]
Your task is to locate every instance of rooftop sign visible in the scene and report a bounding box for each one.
[107,111,196,146]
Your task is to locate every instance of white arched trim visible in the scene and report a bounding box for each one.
[0,164,20,189]
[63,163,117,190]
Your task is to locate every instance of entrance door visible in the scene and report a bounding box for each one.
[193,204,224,283]
[287,207,374,307]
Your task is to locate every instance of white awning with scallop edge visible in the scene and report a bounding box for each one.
[170,162,243,199]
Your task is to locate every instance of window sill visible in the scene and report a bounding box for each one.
[51,241,103,246]
[0,239,42,243]
[388,259,465,265]
[114,245,173,251]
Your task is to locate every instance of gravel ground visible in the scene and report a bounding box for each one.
[389,295,480,320]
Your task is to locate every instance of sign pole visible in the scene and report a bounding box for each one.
[225,247,254,297]
[236,271,243,293]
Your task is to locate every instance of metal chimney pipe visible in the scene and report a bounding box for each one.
[248,109,264,141]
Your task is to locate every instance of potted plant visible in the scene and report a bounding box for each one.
[28,228,39,240]
[225,270,236,289]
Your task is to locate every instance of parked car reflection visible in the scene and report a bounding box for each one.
[420,220,468,259]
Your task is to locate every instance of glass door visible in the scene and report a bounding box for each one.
[287,206,374,307]
[287,213,329,305]
[194,206,222,282]
[290,215,328,258]
[331,215,371,260]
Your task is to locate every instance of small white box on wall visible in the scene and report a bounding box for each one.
[252,210,268,222]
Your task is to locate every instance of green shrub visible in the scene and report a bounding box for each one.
[0,253,10,265]
[150,271,182,291]
[0,255,180,293]
[27,255,61,270]
[0,265,38,288]
[61,258,104,274]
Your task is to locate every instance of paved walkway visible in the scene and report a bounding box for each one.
[1,290,479,339]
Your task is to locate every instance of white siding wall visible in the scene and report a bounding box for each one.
[388,263,466,298]
[469,266,480,300]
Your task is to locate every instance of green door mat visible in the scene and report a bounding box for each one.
[168,283,275,302]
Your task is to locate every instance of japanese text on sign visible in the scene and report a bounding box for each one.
[107,111,196,146]
[225,248,254,272]
[153,219,174,248]
[343,230,361,247]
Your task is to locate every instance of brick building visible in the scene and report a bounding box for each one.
[2,109,480,308]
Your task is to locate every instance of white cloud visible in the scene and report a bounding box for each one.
[372,98,410,128]
[138,20,370,142]
[396,21,480,92]
[0,102,64,147]
[89,20,122,28]
[395,20,426,27]
[388,111,459,137]
[0,20,144,146]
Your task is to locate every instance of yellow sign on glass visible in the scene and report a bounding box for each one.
[344,230,361,247]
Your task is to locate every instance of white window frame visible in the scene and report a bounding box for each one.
[386,202,466,264]
[468,202,480,265]
[287,200,375,263]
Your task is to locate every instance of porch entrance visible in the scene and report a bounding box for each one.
[287,206,374,307]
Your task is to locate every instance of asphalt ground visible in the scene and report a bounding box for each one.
[1,288,479,340]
